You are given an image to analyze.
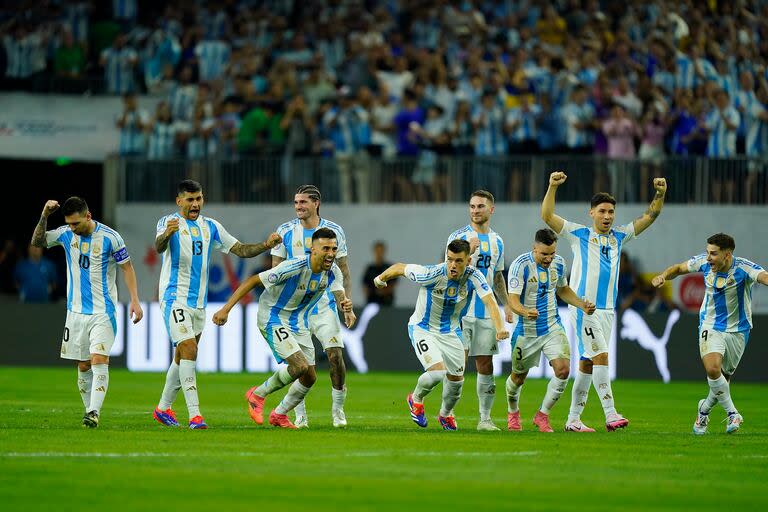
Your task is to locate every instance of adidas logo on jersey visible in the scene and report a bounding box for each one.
[528,277,538,283]
[96,386,106,392]
[298,284,306,291]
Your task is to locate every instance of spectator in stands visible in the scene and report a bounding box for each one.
[14,244,57,303]
[472,89,507,196]
[145,101,179,159]
[703,89,740,202]
[362,241,397,306]
[53,29,86,93]
[562,85,595,154]
[0,240,19,296]
[603,103,639,200]
[116,92,148,155]
[638,106,667,202]
[100,33,137,94]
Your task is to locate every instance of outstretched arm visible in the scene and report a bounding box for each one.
[757,271,768,286]
[556,286,596,314]
[633,178,667,235]
[651,261,690,288]
[31,200,60,248]
[541,171,567,233]
[119,261,144,323]
[374,263,407,287]
[230,233,282,258]
[212,274,263,325]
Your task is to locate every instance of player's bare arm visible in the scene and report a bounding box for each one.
[155,217,179,253]
[507,292,538,319]
[556,286,596,315]
[336,256,352,300]
[118,260,144,324]
[212,274,263,325]
[31,200,59,247]
[651,261,690,288]
[493,272,514,321]
[230,233,282,258]
[374,263,407,287]
[633,178,667,235]
[480,294,510,340]
[756,271,768,286]
[271,255,285,267]
[541,171,567,233]
[333,290,356,328]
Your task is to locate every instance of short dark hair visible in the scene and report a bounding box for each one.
[296,184,321,214]
[178,179,202,195]
[707,233,735,251]
[372,240,386,249]
[470,190,495,204]
[61,196,88,217]
[535,228,558,246]
[590,192,617,208]
[312,227,337,242]
[447,239,471,256]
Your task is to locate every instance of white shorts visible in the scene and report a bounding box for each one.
[161,301,205,345]
[308,306,344,351]
[60,311,116,361]
[699,329,748,376]
[511,325,570,374]
[261,322,315,365]
[408,325,465,376]
[571,307,613,359]
[461,317,499,356]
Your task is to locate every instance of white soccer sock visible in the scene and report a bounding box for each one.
[477,374,496,421]
[700,388,718,415]
[568,370,592,422]
[179,359,200,419]
[294,399,307,419]
[708,375,737,415]
[413,370,446,403]
[88,364,109,414]
[255,367,293,398]
[276,381,311,415]
[158,361,180,410]
[540,376,568,414]
[505,375,522,413]
[592,365,617,418]
[332,386,347,413]
[77,368,93,411]
[439,378,464,417]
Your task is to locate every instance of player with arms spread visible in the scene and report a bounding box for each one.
[652,233,768,434]
[541,170,667,432]
[374,239,509,431]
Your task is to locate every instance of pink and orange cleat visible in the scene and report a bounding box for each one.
[245,386,265,425]
[533,411,554,432]
[507,411,522,431]
[269,410,297,429]
[153,407,179,427]
[189,415,208,429]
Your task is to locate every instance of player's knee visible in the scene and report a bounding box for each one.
[90,354,109,365]
[704,365,722,380]
[77,361,91,372]
[446,374,464,382]
[327,348,344,369]
[177,340,197,360]
[579,358,594,373]
[511,372,526,386]
[554,367,570,380]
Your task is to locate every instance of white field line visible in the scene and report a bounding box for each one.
[1,450,540,458]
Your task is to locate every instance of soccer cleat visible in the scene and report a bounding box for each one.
[605,413,629,431]
[564,419,596,432]
[477,419,500,431]
[692,399,709,435]
[438,415,458,431]
[725,412,743,434]
[294,415,309,429]
[507,411,522,431]
[188,415,208,429]
[407,393,427,428]
[269,410,297,429]
[153,407,179,427]
[245,386,265,425]
[332,409,347,428]
[82,410,99,428]
[533,411,554,432]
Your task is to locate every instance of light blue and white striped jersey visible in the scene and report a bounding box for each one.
[168,84,197,121]
[270,218,348,316]
[506,105,541,142]
[405,263,492,335]
[562,102,595,148]
[446,225,504,320]
[559,219,636,310]
[744,101,767,157]
[257,256,343,334]
[687,254,764,334]
[157,213,239,309]
[704,106,740,157]
[112,0,137,19]
[101,47,137,94]
[118,109,148,155]
[147,122,179,159]
[652,70,676,96]
[508,252,568,338]
[675,53,694,90]
[194,41,230,82]
[45,222,130,316]
[3,34,42,78]
[473,105,507,156]
[715,74,738,100]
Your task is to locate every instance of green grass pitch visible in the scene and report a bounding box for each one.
[1,368,766,511]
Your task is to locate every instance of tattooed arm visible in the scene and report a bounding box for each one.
[31,200,60,248]
[335,256,352,301]
[230,233,282,258]
[493,271,514,322]
[633,178,667,236]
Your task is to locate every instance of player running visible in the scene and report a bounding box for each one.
[446,190,513,431]
[212,228,356,429]
[506,229,596,432]
[374,239,509,431]
[541,170,667,432]
[269,185,353,428]
[652,233,767,434]
[153,179,280,429]
[31,197,143,428]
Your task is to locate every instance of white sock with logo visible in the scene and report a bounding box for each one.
[276,381,310,415]
[413,370,446,403]
[708,375,737,415]
[477,374,496,422]
[439,378,464,417]
[592,365,617,418]
[255,367,293,398]
[540,376,569,414]
[158,361,180,410]
[505,375,522,413]
[332,386,347,413]
[88,364,109,414]
[77,368,93,411]
[568,370,592,422]
[179,359,200,419]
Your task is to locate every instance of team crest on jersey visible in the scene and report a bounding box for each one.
[481,241,489,252]
[447,286,457,297]
[539,271,548,282]
[191,227,199,237]
[304,237,312,248]
[81,242,89,253]
[715,276,727,288]
[92,245,101,256]
[309,281,318,291]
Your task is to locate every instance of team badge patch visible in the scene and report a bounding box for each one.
[481,241,489,252]
[509,277,520,289]
[81,242,89,253]
[268,273,278,283]
[715,276,727,288]
[309,281,318,291]
[304,237,312,248]
[191,227,199,237]
[447,287,457,297]
[539,271,548,282]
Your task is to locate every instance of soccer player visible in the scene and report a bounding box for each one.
[373,239,509,431]
[652,234,767,434]
[268,185,353,428]
[31,197,143,428]
[541,170,667,432]
[506,229,596,432]
[212,228,356,429]
[446,190,513,431]
[152,180,280,429]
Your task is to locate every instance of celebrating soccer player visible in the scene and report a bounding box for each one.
[541,170,666,432]
[374,239,509,431]
[652,233,768,434]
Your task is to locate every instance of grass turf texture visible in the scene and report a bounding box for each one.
[1,368,766,511]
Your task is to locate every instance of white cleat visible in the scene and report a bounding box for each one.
[564,419,596,432]
[477,419,501,431]
[294,415,309,429]
[693,399,709,435]
[725,412,743,434]
[332,409,347,428]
